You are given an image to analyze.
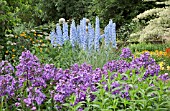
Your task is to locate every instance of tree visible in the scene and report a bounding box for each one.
[130,0,170,42]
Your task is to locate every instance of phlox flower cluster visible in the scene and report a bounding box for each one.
[0,48,169,110]
[50,17,117,51]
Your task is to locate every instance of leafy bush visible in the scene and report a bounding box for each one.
[31,41,80,69]
[128,42,170,52]
[4,27,51,66]
[130,1,170,42]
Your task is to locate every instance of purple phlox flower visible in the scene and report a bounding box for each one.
[0,61,14,75]
[15,50,43,81]
[24,97,32,107]
[120,48,133,59]
[15,102,21,107]
[0,74,16,97]
[158,73,169,81]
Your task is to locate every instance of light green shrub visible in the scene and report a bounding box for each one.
[130,1,170,42]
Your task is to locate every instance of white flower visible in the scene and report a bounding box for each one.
[59,18,65,24]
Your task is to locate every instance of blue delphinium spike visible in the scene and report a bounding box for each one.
[104,25,109,47]
[79,20,83,48]
[79,18,87,50]
[108,19,113,42]
[95,16,100,51]
[70,20,77,47]
[76,25,81,44]
[111,22,116,48]
[50,31,57,47]
[88,22,95,51]
[82,18,87,50]
[63,22,69,42]
[56,23,63,46]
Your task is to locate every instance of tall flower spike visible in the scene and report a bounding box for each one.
[88,22,95,51]
[82,18,87,50]
[76,25,81,44]
[70,20,77,48]
[112,23,116,48]
[108,20,113,42]
[104,25,109,47]
[95,16,100,51]
[56,24,63,46]
[50,31,57,47]
[79,18,87,50]
[63,22,69,42]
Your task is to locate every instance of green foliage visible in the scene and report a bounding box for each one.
[128,42,170,52]
[117,22,140,41]
[88,0,156,28]
[82,70,170,110]
[4,23,53,66]
[38,0,91,23]
[32,41,81,69]
[78,43,121,69]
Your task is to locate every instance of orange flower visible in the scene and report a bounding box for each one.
[166,48,170,56]
[166,48,170,53]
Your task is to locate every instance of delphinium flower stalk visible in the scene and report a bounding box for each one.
[104,25,109,47]
[63,22,69,42]
[70,20,77,48]
[56,23,64,46]
[95,16,100,51]
[76,25,81,44]
[111,23,116,48]
[87,22,95,51]
[80,18,87,50]
[49,31,57,47]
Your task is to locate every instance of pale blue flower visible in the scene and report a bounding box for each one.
[95,16,100,51]
[63,22,69,42]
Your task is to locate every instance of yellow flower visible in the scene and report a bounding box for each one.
[12,49,16,52]
[158,51,163,56]
[37,34,41,37]
[159,62,165,70]
[40,48,42,52]
[15,35,18,38]
[164,52,167,56]
[12,55,16,57]
[167,66,170,70]
[6,51,8,53]
[161,67,164,70]
[20,33,26,37]
[32,41,35,44]
[22,46,24,48]
[40,40,43,43]
[34,34,36,36]
[150,51,154,55]
[41,43,45,47]
[36,40,39,43]
[12,57,15,59]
